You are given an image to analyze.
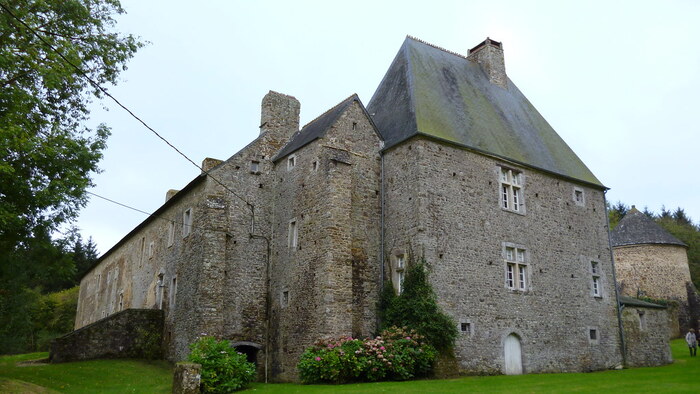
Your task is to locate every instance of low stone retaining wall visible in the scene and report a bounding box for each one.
[50,308,164,363]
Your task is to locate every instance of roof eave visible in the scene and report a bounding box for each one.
[380,132,608,190]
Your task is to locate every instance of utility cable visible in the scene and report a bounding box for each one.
[86,190,231,235]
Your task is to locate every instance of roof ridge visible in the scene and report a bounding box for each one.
[406,35,469,60]
[300,93,359,130]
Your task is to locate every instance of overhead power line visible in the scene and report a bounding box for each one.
[86,190,229,235]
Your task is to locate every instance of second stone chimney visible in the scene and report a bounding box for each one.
[259,90,300,138]
[467,38,507,88]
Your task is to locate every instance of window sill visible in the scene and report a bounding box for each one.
[501,207,526,216]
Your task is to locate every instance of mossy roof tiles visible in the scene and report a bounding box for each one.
[367,37,603,187]
[274,94,367,161]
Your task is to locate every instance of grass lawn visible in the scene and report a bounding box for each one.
[0,353,172,393]
[1,339,698,393]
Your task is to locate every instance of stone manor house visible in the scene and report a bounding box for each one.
[65,37,675,380]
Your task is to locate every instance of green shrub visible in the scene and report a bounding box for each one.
[187,336,255,393]
[380,259,458,352]
[297,327,437,384]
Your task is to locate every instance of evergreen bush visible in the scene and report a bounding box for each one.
[380,259,458,352]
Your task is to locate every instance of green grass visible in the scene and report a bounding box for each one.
[1,340,698,393]
[0,353,172,393]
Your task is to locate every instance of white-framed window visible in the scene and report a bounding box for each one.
[504,245,528,291]
[591,261,602,297]
[182,208,192,238]
[287,155,296,171]
[250,160,260,174]
[288,219,298,248]
[573,187,585,207]
[499,168,524,213]
[148,241,155,259]
[168,221,175,247]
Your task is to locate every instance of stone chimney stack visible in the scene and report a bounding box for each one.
[259,90,300,138]
[467,38,507,88]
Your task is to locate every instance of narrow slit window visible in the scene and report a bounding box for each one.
[591,261,602,297]
[183,208,192,238]
[288,219,298,248]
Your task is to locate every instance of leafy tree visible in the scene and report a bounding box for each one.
[0,0,141,354]
[1,0,141,250]
[380,259,458,352]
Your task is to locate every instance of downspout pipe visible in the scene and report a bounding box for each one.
[605,191,627,367]
[379,152,385,330]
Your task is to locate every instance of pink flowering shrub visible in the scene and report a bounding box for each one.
[297,327,436,383]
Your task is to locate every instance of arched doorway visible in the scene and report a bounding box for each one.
[504,333,523,375]
[231,341,262,365]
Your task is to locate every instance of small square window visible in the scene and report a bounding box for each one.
[460,322,472,334]
[250,160,260,174]
[287,155,296,171]
[589,328,597,341]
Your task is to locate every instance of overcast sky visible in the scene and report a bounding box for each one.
[76,0,700,253]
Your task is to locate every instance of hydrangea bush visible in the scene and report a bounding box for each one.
[187,336,256,393]
[297,327,436,384]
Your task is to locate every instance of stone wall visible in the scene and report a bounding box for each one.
[621,302,672,367]
[50,309,163,363]
[614,243,692,336]
[268,100,382,381]
[382,136,623,374]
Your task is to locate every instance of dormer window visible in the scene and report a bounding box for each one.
[287,155,296,171]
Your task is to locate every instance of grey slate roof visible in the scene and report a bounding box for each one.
[611,207,687,247]
[367,36,603,187]
[273,94,371,161]
[619,296,667,309]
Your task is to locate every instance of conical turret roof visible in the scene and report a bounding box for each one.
[611,207,687,247]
